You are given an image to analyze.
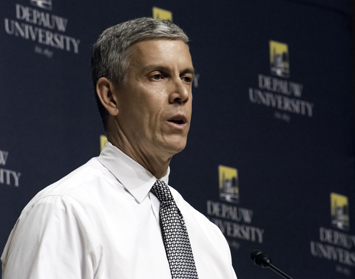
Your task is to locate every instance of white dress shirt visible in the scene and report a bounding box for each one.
[2,142,237,279]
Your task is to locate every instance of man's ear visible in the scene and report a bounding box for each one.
[96,77,119,116]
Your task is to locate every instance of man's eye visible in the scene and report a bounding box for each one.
[182,76,193,83]
[151,74,164,80]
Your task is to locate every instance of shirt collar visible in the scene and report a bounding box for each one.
[98,141,169,203]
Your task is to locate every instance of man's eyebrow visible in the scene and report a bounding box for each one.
[141,65,195,76]
[181,67,195,77]
[141,65,168,73]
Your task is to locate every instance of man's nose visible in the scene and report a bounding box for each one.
[168,78,191,105]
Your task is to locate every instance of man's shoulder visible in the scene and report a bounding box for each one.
[23,157,110,212]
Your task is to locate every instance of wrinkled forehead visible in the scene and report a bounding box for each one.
[127,39,193,71]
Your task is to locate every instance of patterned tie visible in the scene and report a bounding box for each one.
[151,180,199,279]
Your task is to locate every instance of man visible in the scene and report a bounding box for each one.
[2,18,237,278]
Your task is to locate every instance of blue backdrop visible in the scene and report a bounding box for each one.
[1,0,354,278]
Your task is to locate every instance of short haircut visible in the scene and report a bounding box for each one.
[91,17,189,132]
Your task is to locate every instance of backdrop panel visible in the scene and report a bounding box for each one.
[0,0,354,278]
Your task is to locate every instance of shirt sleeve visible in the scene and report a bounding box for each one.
[1,195,98,279]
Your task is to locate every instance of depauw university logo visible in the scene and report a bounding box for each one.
[270,40,289,78]
[331,192,349,231]
[153,7,172,21]
[31,0,52,10]
[219,165,239,203]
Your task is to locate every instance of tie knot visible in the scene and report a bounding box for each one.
[151,180,174,203]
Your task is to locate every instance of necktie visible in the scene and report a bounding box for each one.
[151,180,199,279]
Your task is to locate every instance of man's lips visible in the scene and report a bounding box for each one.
[167,114,187,125]
[167,114,188,130]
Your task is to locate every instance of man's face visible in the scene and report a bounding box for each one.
[112,39,194,160]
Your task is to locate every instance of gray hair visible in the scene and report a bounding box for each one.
[91,17,189,131]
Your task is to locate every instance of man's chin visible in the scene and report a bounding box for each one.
[162,139,187,156]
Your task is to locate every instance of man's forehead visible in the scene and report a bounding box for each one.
[130,39,189,54]
[128,39,193,70]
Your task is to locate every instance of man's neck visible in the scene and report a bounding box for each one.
[107,134,171,179]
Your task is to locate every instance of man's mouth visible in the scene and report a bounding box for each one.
[169,119,184,124]
[167,115,187,125]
